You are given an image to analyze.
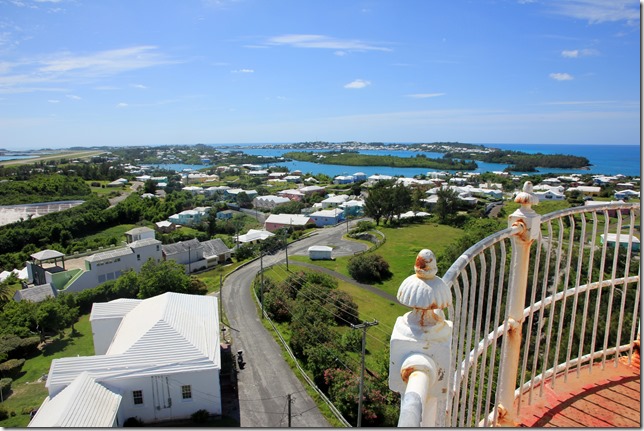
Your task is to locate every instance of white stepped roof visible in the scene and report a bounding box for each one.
[47,293,219,390]
[29,372,121,427]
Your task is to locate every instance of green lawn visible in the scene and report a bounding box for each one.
[0,314,94,428]
[77,223,138,245]
[292,221,465,297]
[195,261,246,294]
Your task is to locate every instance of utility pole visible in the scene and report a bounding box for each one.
[284,230,289,272]
[219,275,223,325]
[259,251,264,319]
[287,393,292,427]
[351,320,379,427]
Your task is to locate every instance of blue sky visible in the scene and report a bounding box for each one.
[0,0,640,149]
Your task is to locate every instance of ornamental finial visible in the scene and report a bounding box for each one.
[514,181,539,206]
[397,249,451,315]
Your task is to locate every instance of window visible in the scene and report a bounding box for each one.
[181,385,192,400]
[132,390,143,405]
[137,254,141,261]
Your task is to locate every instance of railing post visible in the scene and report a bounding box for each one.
[497,181,540,425]
[390,249,452,427]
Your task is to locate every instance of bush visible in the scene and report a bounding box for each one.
[351,220,375,234]
[347,254,391,283]
[0,377,12,398]
[191,409,211,424]
[0,358,25,378]
[123,416,144,427]
[0,406,8,421]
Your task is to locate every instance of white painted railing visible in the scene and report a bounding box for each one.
[390,182,641,427]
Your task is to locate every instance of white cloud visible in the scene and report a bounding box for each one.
[266,34,392,52]
[0,46,178,94]
[233,68,254,73]
[561,48,599,58]
[407,93,446,99]
[548,0,639,24]
[116,102,128,108]
[131,83,147,89]
[66,94,81,100]
[47,99,59,103]
[549,72,574,81]
[344,79,371,89]
[39,45,175,75]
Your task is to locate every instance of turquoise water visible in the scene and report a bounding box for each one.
[211,144,640,177]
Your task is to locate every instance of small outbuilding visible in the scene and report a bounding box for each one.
[308,245,333,260]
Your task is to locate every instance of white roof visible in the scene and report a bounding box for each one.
[265,214,312,226]
[310,209,344,217]
[322,195,349,204]
[90,298,142,321]
[299,185,325,193]
[237,229,274,243]
[29,372,122,427]
[47,293,220,390]
[31,250,65,261]
[601,233,640,244]
[254,195,290,204]
[308,246,332,252]
[85,247,133,263]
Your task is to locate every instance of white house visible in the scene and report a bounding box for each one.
[236,229,275,245]
[321,194,349,209]
[264,214,314,232]
[535,189,565,201]
[252,195,291,210]
[201,238,232,267]
[614,189,640,200]
[162,239,207,273]
[29,292,221,427]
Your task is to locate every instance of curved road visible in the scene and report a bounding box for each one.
[222,221,368,427]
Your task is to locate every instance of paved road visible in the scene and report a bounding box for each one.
[108,181,142,208]
[221,220,367,427]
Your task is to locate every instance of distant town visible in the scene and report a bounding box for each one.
[0,143,639,427]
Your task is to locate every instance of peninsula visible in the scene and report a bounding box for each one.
[229,142,591,172]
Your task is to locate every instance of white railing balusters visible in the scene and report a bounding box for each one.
[391,188,639,427]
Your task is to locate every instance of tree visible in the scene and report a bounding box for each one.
[391,183,412,223]
[143,179,156,194]
[363,182,392,226]
[137,259,191,299]
[435,187,460,223]
[111,270,140,298]
[35,299,78,335]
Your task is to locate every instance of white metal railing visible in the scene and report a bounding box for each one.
[391,183,641,427]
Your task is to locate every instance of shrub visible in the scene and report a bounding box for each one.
[347,254,391,283]
[123,416,144,427]
[0,377,12,398]
[351,220,375,234]
[191,409,211,424]
[0,406,8,421]
[0,358,25,378]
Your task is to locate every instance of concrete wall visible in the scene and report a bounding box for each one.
[111,369,221,424]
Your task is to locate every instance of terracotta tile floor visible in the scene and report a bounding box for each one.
[516,357,640,427]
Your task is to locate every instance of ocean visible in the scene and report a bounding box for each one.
[208,143,641,177]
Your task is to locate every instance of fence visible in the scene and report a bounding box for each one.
[392,183,640,427]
